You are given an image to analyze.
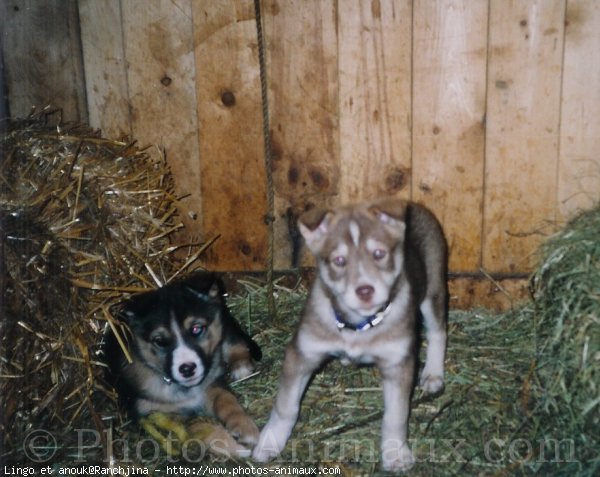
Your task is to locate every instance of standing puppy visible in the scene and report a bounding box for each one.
[252,198,448,472]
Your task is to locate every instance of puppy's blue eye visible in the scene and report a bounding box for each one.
[191,324,206,336]
[332,256,346,267]
[373,249,387,260]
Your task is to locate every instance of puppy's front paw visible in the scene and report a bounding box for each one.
[252,446,279,463]
[252,442,281,463]
[227,416,260,447]
[252,427,286,462]
[420,373,445,394]
[188,418,250,458]
[381,440,415,473]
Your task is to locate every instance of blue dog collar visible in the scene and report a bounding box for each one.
[334,302,390,332]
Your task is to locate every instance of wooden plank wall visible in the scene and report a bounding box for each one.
[412,0,488,273]
[4,1,600,295]
[266,0,340,268]
[484,0,565,273]
[79,0,202,236]
[558,0,600,217]
[2,0,87,122]
[194,1,268,269]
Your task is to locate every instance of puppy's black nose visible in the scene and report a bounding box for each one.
[179,362,197,378]
[356,285,374,302]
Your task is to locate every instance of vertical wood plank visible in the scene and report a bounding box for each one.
[412,0,488,272]
[120,0,202,238]
[483,0,565,273]
[558,0,600,218]
[192,1,268,270]
[263,0,339,268]
[78,0,131,139]
[0,45,6,121]
[338,0,412,204]
[2,0,87,122]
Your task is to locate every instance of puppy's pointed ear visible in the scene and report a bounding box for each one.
[118,291,154,323]
[185,283,221,303]
[208,281,220,298]
[184,273,224,303]
[120,308,137,323]
[298,208,333,254]
[368,198,407,239]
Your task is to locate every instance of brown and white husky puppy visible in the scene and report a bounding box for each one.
[252,198,448,472]
[105,272,261,450]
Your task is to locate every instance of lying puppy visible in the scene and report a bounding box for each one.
[105,272,261,453]
[252,198,448,472]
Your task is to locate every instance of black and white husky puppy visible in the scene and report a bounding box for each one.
[104,272,262,447]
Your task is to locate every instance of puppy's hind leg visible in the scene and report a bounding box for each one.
[252,342,323,462]
[222,314,262,381]
[225,341,259,381]
[419,294,447,394]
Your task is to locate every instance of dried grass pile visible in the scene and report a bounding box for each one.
[530,204,600,473]
[0,113,203,462]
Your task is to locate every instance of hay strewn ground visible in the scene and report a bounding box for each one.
[227,280,597,477]
[35,277,589,476]
[1,116,598,476]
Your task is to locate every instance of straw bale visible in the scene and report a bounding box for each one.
[0,112,203,462]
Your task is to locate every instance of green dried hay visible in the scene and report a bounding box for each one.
[530,203,600,474]
[0,113,205,462]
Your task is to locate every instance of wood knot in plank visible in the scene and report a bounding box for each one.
[221,91,236,107]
